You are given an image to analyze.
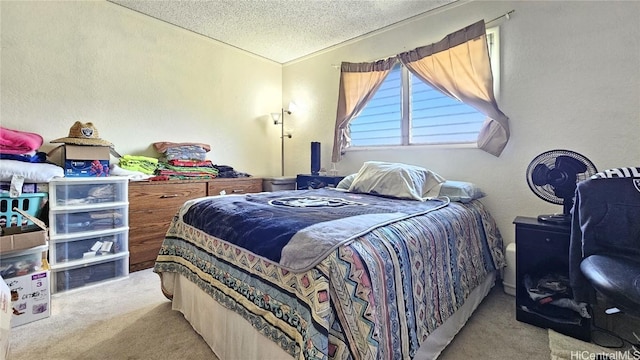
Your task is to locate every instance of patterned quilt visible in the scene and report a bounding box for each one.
[179,189,450,272]
[154,192,505,360]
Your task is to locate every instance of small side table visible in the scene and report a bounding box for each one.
[296,174,345,190]
[513,216,591,341]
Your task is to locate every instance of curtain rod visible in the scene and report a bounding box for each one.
[331,10,515,69]
[486,10,515,25]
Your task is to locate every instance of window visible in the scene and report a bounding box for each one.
[349,28,499,148]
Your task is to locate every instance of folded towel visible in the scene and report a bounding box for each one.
[109,164,153,181]
[119,155,158,175]
[0,127,43,155]
[153,141,211,153]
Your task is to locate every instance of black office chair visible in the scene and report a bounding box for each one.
[580,255,640,317]
[569,168,640,349]
[569,168,640,346]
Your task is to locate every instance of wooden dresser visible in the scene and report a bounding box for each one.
[128,177,262,272]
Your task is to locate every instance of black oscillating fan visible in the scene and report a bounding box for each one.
[526,150,597,224]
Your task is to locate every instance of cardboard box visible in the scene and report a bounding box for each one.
[0,229,47,254]
[49,145,110,177]
[3,262,50,327]
[0,208,48,254]
[0,275,11,359]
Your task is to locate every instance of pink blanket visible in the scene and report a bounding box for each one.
[0,127,43,155]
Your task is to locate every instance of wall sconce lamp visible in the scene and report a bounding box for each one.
[271,102,296,176]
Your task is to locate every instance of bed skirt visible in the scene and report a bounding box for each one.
[159,270,497,360]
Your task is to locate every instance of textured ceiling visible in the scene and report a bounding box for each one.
[109,0,458,64]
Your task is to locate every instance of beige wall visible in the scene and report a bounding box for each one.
[2,1,639,244]
[1,1,283,177]
[283,0,640,244]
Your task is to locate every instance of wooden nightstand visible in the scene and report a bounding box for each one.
[296,174,345,190]
[513,216,591,341]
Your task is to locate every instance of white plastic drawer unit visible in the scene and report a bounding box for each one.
[48,178,128,208]
[48,177,130,293]
[51,254,129,293]
[49,229,129,266]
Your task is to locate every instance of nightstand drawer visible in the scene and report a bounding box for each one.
[516,228,569,253]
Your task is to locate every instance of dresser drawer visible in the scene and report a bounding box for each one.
[129,182,206,212]
[207,178,262,196]
[129,208,177,241]
[128,208,176,270]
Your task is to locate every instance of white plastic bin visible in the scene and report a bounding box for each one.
[503,242,516,296]
[262,177,296,191]
[48,178,128,207]
[51,253,129,293]
[0,244,48,279]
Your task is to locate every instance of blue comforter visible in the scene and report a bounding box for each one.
[181,188,448,270]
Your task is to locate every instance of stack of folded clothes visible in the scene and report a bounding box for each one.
[153,142,219,180]
[0,126,64,193]
[118,155,158,175]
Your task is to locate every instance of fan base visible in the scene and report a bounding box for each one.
[537,214,571,225]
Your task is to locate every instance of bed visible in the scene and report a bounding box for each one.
[153,162,505,359]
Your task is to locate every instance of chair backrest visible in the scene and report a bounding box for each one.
[569,167,640,303]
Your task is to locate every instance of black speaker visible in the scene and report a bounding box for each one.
[311,142,321,175]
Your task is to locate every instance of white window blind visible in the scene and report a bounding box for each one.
[349,65,402,146]
[409,75,485,144]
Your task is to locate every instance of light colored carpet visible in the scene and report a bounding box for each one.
[438,284,549,360]
[7,269,552,359]
[7,268,216,360]
[548,329,612,360]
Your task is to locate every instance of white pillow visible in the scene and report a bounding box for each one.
[438,180,485,203]
[340,173,485,203]
[336,173,356,190]
[0,159,64,183]
[348,161,445,201]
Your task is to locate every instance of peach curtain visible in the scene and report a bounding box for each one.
[397,20,509,156]
[331,58,397,162]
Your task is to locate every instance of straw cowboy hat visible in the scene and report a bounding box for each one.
[51,121,113,146]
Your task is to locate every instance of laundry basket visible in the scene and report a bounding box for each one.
[0,192,47,228]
